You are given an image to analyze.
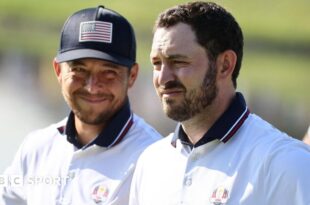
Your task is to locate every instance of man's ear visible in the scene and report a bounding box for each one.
[53,58,62,83]
[128,63,139,88]
[216,50,237,79]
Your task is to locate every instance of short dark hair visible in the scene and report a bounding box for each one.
[154,1,243,88]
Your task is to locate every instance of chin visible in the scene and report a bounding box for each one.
[79,115,106,125]
[74,109,109,125]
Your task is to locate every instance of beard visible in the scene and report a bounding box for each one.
[162,62,218,122]
[64,90,116,125]
[73,104,113,125]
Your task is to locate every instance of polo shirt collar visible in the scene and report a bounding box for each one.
[172,92,250,148]
[58,98,133,149]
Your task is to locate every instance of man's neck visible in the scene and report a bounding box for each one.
[182,92,235,145]
[75,118,106,146]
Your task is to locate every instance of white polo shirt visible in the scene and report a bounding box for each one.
[130,93,310,205]
[1,101,162,205]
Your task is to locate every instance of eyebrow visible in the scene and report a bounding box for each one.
[67,60,85,67]
[151,54,188,61]
[101,61,121,69]
[166,54,188,60]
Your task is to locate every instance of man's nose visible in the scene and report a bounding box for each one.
[156,64,175,86]
[84,73,103,94]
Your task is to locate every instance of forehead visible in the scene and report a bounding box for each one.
[64,58,126,69]
[151,23,203,58]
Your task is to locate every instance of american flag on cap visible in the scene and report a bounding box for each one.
[79,21,113,43]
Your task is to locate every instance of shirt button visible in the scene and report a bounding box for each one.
[57,198,70,205]
[184,177,192,186]
[67,172,75,180]
[191,155,197,161]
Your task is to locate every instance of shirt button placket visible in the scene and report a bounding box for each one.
[58,170,76,205]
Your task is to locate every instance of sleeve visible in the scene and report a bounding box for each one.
[0,140,28,205]
[263,142,310,205]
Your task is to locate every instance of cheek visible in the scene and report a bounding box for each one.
[153,74,163,98]
[63,73,84,83]
[152,71,159,87]
[110,75,128,90]
[179,69,206,89]
[106,76,130,97]
[61,75,83,94]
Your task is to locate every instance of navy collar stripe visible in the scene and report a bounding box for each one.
[108,113,133,148]
[220,108,249,143]
[58,98,133,149]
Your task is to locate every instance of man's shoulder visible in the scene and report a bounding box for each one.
[243,114,283,136]
[113,114,163,158]
[26,118,66,139]
[130,114,163,142]
[20,118,68,152]
[262,139,310,193]
[238,113,294,147]
[137,133,174,158]
[243,114,310,174]
[265,136,310,169]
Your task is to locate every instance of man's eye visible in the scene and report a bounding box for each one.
[104,70,118,77]
[71,67,86,73]
[173,60,187,65]
[152,61,162,70]
[152,61,161,66]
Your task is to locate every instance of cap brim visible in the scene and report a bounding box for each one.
[55,49,135,68]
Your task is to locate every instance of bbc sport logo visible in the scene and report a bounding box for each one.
[0,175,70,187]
[0,175,23,187]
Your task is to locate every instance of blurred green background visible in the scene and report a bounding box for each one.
[0,0,309,171]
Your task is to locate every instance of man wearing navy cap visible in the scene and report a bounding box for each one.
[1,6,162,204]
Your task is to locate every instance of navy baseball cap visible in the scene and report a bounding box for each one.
[56,5,136,68]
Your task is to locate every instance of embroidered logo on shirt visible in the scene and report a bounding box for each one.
[91,184,109,204]
[210,186,229,205]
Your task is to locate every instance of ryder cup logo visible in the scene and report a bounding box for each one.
[91,184,109,204]
[209,186,229,205]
